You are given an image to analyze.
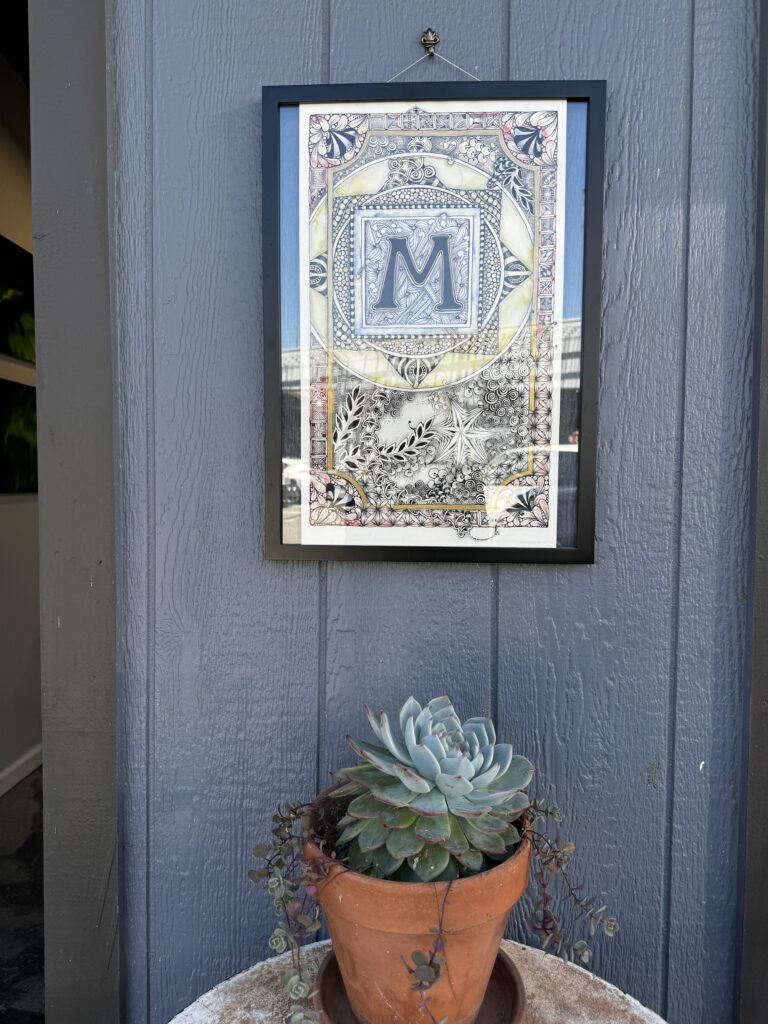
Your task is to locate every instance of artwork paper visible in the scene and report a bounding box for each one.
[295,99,567,548]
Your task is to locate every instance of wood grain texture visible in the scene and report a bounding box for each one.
[667,2,758,1021]
[329,0,508,83]
[742,2,768,1016]
[113,2,326,1021]
[498,1,694,1013]
[28,1,118,1021]
[110,0,154,1018]
[109,1,761,1022]
[150,0,327,1010]
[319,0,509,793]
[498,2,758,1021]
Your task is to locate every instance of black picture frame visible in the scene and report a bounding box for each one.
[263,81,606,563]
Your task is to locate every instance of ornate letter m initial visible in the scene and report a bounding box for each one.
[373,234,463,313]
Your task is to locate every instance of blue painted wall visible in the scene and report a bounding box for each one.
[112,2,759,1022]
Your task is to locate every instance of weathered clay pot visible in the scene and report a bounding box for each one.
[303,791,530,1024]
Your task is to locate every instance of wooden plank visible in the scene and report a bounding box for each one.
[329,0,507,84]
[497,0,694,1016]
[142,3,327,1021]
[107,2,762,1021]
[28,0,118,1021]
[319,0,509,786]
[110,0,153,1018]
[667,2,759,1021]
[741,3,768,1016]
[0,352,36,386]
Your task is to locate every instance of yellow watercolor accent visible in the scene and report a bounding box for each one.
[312,120,547,510]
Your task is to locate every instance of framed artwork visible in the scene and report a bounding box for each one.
[262,82,605,562]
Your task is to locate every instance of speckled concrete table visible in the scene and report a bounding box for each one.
[169,940,667,1024]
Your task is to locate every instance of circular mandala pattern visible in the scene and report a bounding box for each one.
[310,148,533,391]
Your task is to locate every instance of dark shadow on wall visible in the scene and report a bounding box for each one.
[0,768,44,1023]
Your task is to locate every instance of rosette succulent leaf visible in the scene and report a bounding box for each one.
[332,695,534,882]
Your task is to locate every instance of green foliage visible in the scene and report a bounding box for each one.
[248,696,620,1016]
[0,381,37,493]
[525,799,619,966]
[0,278,38,494]
[248,803,322,1022]
[0,287,35,363]
[331,695,534,881]
[329,696,619,968]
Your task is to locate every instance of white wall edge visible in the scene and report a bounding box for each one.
[0,352,36,387]
[0,493,39,504]
[0,742,42,798]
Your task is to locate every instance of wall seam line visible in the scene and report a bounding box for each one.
[316,563,328,795]
[316,0,331,801]
[326,0,331,84]
[736,4,765,1018]
[741,3,768,1016]
[487,0,508,736]
[492,0,511,726]
[491,567,499,723]
[660,0,697,1015]
[144,0,156,1018]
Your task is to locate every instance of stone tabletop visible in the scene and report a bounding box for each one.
[169,940,667,1024]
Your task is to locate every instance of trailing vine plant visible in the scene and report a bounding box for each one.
[249,797,618,1023]
[525,800,619,965]
[400,881,452,1024]
[248,697,619,1022]
[248,803,323,1024]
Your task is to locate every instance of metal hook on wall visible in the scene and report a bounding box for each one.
[387,29,480,83]
[420,28,440,56]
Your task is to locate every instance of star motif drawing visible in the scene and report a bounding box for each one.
[435,401,497,466]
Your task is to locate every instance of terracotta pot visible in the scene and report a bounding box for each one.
[303,790,530,1024]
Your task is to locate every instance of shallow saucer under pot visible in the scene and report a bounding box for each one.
[313,946,527,1024]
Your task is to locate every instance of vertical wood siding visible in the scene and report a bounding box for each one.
[112,2,759,1022]
[29,0,119,1017]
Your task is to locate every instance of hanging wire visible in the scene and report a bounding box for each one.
[432,53,480,81]
[387,33,481,83]
[387,54,431,83]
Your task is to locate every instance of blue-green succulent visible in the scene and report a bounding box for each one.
[332,695,534,882]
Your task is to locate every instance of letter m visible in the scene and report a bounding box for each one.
[372,234,462,313]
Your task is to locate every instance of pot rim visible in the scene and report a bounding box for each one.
[302,784,532,895]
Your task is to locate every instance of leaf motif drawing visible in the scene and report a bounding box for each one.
[489,158,535,215]
[509,178,534,215]
[378,419,435,464]
[332,386,365,448]
[337,444,366,474]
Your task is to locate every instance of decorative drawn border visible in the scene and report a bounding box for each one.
[299,100,567,548]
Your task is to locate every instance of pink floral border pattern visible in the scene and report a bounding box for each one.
[309,108,558,170]
[308,108,558,213]
[500,111,558,166]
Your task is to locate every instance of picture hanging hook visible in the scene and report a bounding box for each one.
[387,30,479,82]
[420,28,440,57]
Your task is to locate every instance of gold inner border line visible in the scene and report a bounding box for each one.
[321,124,544,510]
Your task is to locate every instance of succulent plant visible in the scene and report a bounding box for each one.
[331,695,534,882]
